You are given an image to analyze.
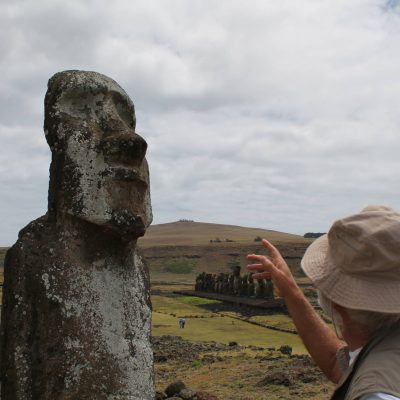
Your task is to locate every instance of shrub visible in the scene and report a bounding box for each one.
[163,258,196,274]
[191,359,202,368]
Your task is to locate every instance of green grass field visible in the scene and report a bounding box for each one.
[152,312,306,353]
[152,295,220,317]
[152,295,307,354]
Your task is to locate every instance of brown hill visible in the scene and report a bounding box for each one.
[138,220,309,247]
[138,221,312,284]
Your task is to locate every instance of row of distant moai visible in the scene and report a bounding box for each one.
[195,266,275,300]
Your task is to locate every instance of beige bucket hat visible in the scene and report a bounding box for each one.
[301,205,400,313]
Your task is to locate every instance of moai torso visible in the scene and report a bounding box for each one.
[265,279,275,300]
[233,266,241,295]
[195,273,204,291]
[222,275,229,294]
[216,273,223,293]
[2,221,153,399]
[239,275,248,296]
[205,274,212,291]
[199,272,206,291]
[255,279,266,299]
[227,274,234,294]
[212,274,218,292]
[0,71,154,400]
[247,274,255,297]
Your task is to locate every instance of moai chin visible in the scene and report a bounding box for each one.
[0,70,154,399]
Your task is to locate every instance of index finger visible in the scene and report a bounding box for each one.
[262,239,281,258]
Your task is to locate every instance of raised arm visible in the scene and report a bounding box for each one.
[247,239,343,383]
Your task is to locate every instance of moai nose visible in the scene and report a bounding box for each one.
[98,133,148,166]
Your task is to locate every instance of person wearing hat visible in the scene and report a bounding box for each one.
[247,206,400,400]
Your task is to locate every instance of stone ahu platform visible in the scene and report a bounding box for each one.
[173,290,286,310]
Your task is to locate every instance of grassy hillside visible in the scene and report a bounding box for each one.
[138,220,309,247]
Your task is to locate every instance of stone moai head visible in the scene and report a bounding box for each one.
[44,70,152,240]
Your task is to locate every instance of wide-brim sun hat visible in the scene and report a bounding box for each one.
[301,205,400,313]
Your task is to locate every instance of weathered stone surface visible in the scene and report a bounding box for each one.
[152,335,232,363]
[279,344,293,356]
[179,388,197,399]
[156,391,168,400]
[0,70,154,399]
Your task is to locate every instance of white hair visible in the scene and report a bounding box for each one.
[346,309,400,335]
[317,290,400,337]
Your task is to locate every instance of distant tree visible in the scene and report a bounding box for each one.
[225,238,234,242]
[304,232,325,238]
[254,236,262,242]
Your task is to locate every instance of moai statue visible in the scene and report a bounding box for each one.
[239,275,248,296]
[228,274,235,294]
[265,279,275,300]
[199,272,206,291]
[0,71,154,399]
[202,274,207,291]
[216,273,223,293]
[195,273,203,291]
[247,273,255,298]
[233,266,241,296]
[255,279,266,299]
[222,274,229,294]
[211,274,218,292]
[205,274,212,291]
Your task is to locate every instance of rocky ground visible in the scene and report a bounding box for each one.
[153,335,333,400]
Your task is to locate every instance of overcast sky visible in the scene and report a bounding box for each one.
[1,0,400,245]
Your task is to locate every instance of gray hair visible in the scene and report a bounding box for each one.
[346,309,400,336]
[317,290,400,337]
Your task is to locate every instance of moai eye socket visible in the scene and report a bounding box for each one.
[58,90,105,121]
[111,92,136,130]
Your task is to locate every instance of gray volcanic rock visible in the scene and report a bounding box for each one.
[152,335,231,362]
[0,71,154,399]
[165,381,186,397]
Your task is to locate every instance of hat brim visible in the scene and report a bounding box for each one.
[301,235,400,313]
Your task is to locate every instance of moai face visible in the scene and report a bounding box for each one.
[44,71,152,240]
